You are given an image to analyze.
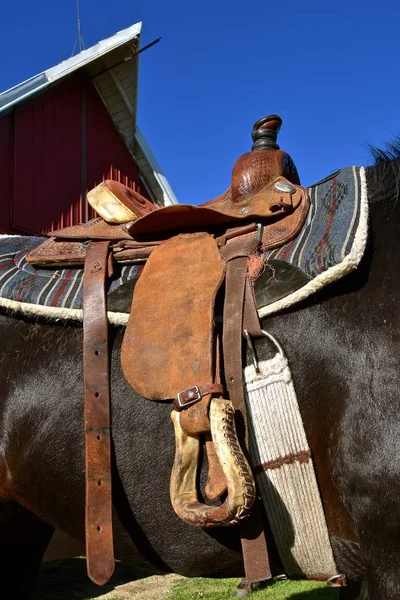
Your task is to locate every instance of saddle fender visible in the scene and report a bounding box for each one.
[170,397,256,527]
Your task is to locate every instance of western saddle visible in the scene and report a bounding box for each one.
[28,115,310,590]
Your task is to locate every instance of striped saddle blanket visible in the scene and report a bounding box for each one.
[0,166,367,323]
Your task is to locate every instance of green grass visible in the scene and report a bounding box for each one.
[168,577,340,600]
[34,560,340,600]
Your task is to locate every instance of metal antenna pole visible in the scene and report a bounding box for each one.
[77,0,84,51]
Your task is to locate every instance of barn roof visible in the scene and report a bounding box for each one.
[0,22,177,206]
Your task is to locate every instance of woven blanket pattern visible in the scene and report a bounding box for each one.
[259,166,368,318]
[245,353,338,580]
[265,166,363,276]
[0,236,141,323]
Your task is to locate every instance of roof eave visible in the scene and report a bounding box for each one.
[0,21,142,115]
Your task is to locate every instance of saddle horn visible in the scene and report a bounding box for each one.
[230,114,301,206]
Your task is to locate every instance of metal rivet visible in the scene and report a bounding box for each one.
[274,180,296,194]
[240,207,249,215]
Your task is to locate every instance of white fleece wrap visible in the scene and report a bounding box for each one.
[0,298,128,326]
[245,353,338,579]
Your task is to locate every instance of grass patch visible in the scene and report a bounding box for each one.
[33,559,166,599]
[34,560,340,599]
[167,577,340,600]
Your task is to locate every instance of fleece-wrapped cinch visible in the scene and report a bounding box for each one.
[245,350,338,580]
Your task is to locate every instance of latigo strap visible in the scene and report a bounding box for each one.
[83,242,114,585]
[220,235,272,583]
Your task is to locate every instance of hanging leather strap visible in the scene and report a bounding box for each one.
[220,237,261,445]
[83,241,115,585]
[220,236,272,583]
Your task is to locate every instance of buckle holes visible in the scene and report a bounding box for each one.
[95,350,100,356]
[95,392,100,398]
[97,480,102,486]
[230,377,234,383]
[96,525,102,532]
[97,435,101,441]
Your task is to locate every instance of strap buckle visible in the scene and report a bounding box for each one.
[175,385,202,410]
[326,574,346,588]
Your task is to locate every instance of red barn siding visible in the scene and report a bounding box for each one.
[12,77,83,233]
[0,73,151,235]
[0,114,12,232]
[85,80,147,221]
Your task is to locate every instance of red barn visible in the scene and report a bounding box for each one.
[0,21,176,235]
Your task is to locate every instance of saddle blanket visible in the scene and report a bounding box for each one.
[259,166,367,317]
[0,166,367,323]
[0,235,141,325]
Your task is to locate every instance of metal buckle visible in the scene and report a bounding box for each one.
[326,574,346,588]
[176,385,202,409]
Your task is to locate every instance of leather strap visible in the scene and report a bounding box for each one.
[83,241,115,585]
[220,237,261,441]
[220,235,272,583]
[241,501,272,583]
[173,383,225,411]
[243,278,263,339]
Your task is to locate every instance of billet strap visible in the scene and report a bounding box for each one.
[241,501,272,582]
[220,236,272,583]
[220,236,262,443]
[83,241,114,585]
[243,278,263,338]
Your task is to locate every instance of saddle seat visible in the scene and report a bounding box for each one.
[81,114,303,238]
[43,116,305,244]
[124,174,305,236]
[33,125,308,264]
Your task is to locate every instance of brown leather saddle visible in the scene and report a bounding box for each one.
[28,115,310,588]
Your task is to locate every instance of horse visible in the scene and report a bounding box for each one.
[0,143,399,600]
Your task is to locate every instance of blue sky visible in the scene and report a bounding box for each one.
[1,1,399,203]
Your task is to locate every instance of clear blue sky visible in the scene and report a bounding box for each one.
[2,1,399,203]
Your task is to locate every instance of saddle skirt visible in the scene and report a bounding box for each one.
[0,166,368,323]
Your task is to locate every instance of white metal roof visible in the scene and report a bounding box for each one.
[0,22,177,206]
[0,22,142,114]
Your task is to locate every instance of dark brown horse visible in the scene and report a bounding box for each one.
[0,146,399,600]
